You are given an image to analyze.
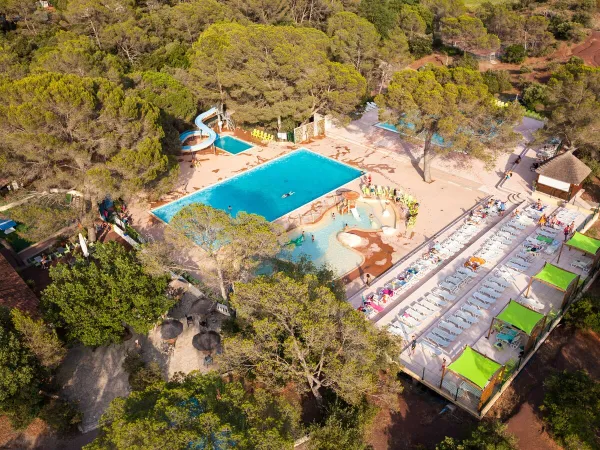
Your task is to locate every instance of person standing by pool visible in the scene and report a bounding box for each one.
[365,273,371,287]
[410,336,417,356]
[311,234,315,242]
[332,212,335,220]
[228,205,232,213]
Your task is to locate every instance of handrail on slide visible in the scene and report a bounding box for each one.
[180,107,219,153]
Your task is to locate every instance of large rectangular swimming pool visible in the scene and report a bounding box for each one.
[152,149,362,223]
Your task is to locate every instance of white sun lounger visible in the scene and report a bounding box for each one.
[432,327,456,341]
[489,276,510,288]
[479,287,501,299]
[439,320,463,335]
[472,291,496,304]
[447,316,469,329]
[483,280,506,292]
[413,303,435,316]
[457,267,478,278]
[399,313,420,327]
[424,294,448,307]
[509,220,526,230]
[406,307,428,321]
[468,297,490,310]
[420,300,441,313]
[506,261,528,272]
[427,333,449,348]
[446,275,465,287]
[517,296,544,311]
[455,310,478,324]
[431,288,457,302]
[420,339,443,356]
[462,304,483,317]
[500,226,520,236]
[439,281,459,293]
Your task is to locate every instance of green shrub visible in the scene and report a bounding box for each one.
[409,35,433,59]
[519,65,532,74]
[38,398,81,434]
[541,370,600,450]
[502,45,527,64]
[564,294,600,333]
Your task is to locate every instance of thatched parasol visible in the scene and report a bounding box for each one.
[192,331,221,352]
[187,298,215,316]
[342,190,360,201]
[160,319,183,340]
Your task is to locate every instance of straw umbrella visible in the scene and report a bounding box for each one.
[160,319,184,340]
[192,331,221,352]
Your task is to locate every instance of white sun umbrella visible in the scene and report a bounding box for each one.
[79,233,89,257]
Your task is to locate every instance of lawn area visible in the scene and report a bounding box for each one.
[2,223,33,252]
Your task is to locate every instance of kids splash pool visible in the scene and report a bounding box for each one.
[152,149,362,223]
[214,135,254,154]
[282,201,396,277]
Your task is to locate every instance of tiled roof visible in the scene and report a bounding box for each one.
[0,252,39,314]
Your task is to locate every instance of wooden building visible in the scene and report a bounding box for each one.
[535,150,591,201]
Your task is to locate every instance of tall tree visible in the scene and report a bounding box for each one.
[189,23,366,127]
[327,12,381,79]
[168,204,284,299]
[397,5,428,40]
[542,58,600,150]
[30,31,124,81]
[0,73,178,206]
[42,241,174,346]
[10,309,67,369]
[222,0,290,24]
[0,308,42,429]
[441,15,500,56]
[102,19,158,66]
[377,27,412,93]
[421,0,465,34]
[219,273,402,404]
[377,66,522,182]
[86,372,300,450]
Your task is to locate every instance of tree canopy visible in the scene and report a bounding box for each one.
[166,204,284,299]
[0,72,178,202]
[377,66,523,182]
[189,23,366,128]
[436,421,519,450]
[42,241,174,346]
[219,272,402,404]
[86,372,300,450]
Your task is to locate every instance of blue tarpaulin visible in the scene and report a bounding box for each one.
[0,219,16,232]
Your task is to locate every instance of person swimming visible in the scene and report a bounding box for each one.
[282,191,295,198]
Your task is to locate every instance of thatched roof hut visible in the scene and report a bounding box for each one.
[192,331,221,352]
[535,150,592,200]
[160,319,184,340]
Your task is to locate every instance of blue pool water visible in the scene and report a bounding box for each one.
[214,135,253,154]
[375,122,449,147]
[283,204,380,276]
[152,149,362,223]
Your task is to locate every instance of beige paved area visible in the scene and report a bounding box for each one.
[393,203,591,412]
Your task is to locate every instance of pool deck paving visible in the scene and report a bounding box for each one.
[129,114,553,301]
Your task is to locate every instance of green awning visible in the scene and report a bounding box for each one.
[533,263,578,291]
[448,346,502,390]
[496,300,544,335]
[565,232,600,256]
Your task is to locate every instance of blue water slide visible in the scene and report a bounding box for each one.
[180,107,219,153]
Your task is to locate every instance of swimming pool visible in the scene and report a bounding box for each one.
[282,202,393,276]
[214,135,254,154]
[152,149,362,223]
[375,122,448,147]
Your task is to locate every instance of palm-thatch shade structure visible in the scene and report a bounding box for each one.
[535,150,591,200]
[187,298,215,316]
[192,331,221,352]
[526,263,580,310]
[160,319,183,340]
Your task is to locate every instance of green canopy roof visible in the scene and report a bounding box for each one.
[496,300,544,335]
[448,346,502,390]
[533,263,578,291]
[566,232,600,256]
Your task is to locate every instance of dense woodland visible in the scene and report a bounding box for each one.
[2,0,600,449]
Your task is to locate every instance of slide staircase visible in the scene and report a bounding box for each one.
[179,107,219,153]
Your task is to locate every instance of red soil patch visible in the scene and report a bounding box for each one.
[341,230,394,285]
[571,31,600,67]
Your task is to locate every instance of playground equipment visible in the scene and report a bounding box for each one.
[180,105,235,153]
